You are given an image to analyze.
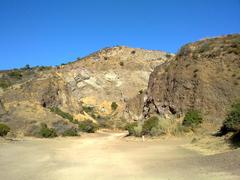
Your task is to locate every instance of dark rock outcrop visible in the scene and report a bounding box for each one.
[144,34,240,124]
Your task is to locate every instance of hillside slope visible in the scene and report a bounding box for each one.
[0,46,173,136]
[141,34,240,127]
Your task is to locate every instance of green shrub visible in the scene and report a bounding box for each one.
[126,117,190,137]
[62,128,78,136]
[221,102,240,133]
[149,127,159,136]
[50,107,75,123]
[154,118,171,136]
[133,124,142,137]
[82,105,95,114]
[126,117,160,136]
[78,120,99,133]
[7,71,22,80]
[39,123,57,138]
[182,110,202,127]
[142,116,159,135]
[152,118,190,136]
[111,102,118,111]
[0,80,11,89]
[0,123,10,136]
[125,122,138,136]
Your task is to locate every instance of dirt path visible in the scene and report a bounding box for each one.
[0,132,239,180]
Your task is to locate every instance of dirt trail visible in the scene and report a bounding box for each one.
[0,132,239,180]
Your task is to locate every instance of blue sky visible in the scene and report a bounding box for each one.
[0,0,239,70]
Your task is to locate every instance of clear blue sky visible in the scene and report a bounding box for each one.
[0,0,239,70]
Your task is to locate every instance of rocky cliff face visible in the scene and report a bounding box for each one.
[142,34,240,125]
[0,46,173,135]
[58,46,173,115]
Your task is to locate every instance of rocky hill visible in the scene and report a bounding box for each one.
[1,34,239,137]
[0,46,173,136]
[126,34,240,129]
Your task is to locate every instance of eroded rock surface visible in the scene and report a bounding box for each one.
[0,46,173,135]
[142,34,240,126]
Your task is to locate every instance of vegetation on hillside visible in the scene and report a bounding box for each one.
[82,105,95,114]
[126,116,188,137]
[50,107,77,123]
[125,122,138,136]
[50,106,99,134]
[217,101,240,147]
[0,123,10,136]
[78,120,99,133]
[182,110,203,128]
[62,128,79,136]
[0,65,52,89]
[178,34,240,58]
[142,116,159,135]
[38,123,57,138]
[220,102,240,134]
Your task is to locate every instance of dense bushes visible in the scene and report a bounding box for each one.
[50,107,99,134]
[39,123,57,138]
[125,122,138,136]
[217,102,240,147]
[125,117,163,137]
[0,123,10,136]
[126,116,190,137]
[182,110,202,127]
[221,102,240,133]
[7,71,22,80]
[62,128,78,136]
[78,120,99,133]
[142,116,159,135]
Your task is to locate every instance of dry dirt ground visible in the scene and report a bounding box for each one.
[0,132,240,180]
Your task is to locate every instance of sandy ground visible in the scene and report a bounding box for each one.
[0,132,240,180]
